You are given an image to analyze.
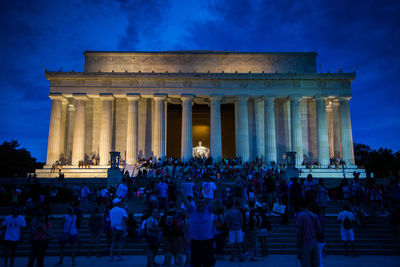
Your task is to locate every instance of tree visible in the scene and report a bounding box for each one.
[354,143,400,178]
[0,140,44,178]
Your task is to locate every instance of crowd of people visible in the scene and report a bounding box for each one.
[1,156,400,267]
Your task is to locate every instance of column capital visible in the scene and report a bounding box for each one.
[126,93,141,101]
[72,93,89,101]
[236,95,249,102]
[49,93,65,101]
[209,95,222,101]
[181,94,195,101]
[99,93,115,101]
[314,95,328,102]
[262,96,275,102]
[338,96,352,102]
[289,95,302,101]
[153,94,167,101]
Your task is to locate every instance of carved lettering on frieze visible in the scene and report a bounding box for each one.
[155,80,166,87]
[274,81,293,88]
[75,80,85,86]
[341,81,349,88]
[239,81,248,88]
[102,80,112,86]
[129,80,139,87]
[264,81,272,88]
[51,80,62,86]
[183,81,192,87]
[318,81,327,88]
[213,81,221,88]
[301,81,316,88]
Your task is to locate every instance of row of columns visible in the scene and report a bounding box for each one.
[46,93,355,167]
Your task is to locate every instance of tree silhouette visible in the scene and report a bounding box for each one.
[0,140,44,178]
[354,143,400,178]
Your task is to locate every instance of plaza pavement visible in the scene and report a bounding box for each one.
[11,254,400,267]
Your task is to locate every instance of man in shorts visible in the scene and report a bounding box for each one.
[225,200,244,262]
[338,205,357,256]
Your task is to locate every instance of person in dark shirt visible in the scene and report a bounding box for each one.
[159,201,185,267]
[296,199,320,267]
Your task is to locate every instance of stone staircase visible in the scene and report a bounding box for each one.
[0,200,397,257]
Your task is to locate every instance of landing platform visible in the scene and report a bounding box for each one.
[35,165,109,178]
[298,166,367,179]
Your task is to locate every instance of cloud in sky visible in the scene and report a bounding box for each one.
[0,0,399,161]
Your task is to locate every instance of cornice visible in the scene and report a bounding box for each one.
[45,71,356,81]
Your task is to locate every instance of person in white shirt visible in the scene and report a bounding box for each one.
[1,209,26,267]
[202,178,217,200]
[80,184,91,213]
[116,181,129,200]
[109,198,128,261]
[56,208,78,266]
[337,206,357,256]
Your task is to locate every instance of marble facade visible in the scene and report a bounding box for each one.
[36,51,363,178]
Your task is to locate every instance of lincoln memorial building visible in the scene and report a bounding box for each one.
[36,51,365,178]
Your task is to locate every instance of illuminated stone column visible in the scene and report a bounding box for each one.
[316,96,330,167]
[255,98,265,160]
[181,94,194,161]
[290,96,303,166]
[99,94,114,166]
[59,99,68,156]
[332,100,342,158]
[71,94,89,166]
[46,94,64,166]
[264,96,277,164]
[153,94,167,159]
[210,95,222,160]
[236,96,250,162]
[339,97,355,166]
[126,94,140,165]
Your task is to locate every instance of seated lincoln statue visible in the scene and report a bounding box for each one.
[192,141,210,158]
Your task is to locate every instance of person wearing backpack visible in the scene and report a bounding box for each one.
[56,208,78,266]
[27,210,51,267]
[213,207,227,260]
[338,205,357,257]
[246,201,260,261]
[159,201,185,267]
[257,204,271,257]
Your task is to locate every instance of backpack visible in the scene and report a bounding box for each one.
[214,215,227,231]
[247,209,258,231]
[343,217,352,230]
[165,213,184,236]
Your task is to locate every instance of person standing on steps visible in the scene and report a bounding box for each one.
[296,199,321,267]
[56,208,78,266]
[109,198,128,261]
[181,187,217,267]
[1,208,26,267]
[338,205,358,257]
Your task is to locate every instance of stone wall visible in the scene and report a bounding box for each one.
[84,51,317,74]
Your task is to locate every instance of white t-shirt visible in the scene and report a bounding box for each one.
[181,182,195,198]
[202,181,217,199]
[2,215,26,241]
[64,214,78,235]
[110,207,128,230]
[116,184,128,199]
[337,210,355,228]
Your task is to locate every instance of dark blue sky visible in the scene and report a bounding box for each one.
[1,0,399,162]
